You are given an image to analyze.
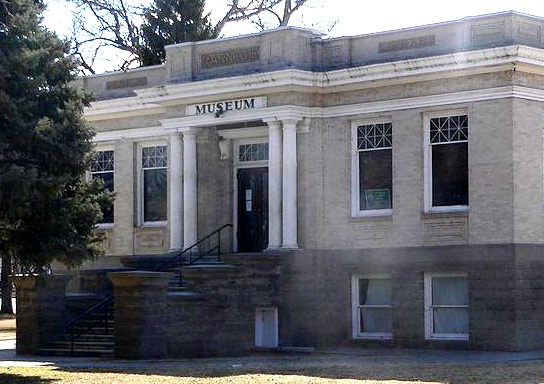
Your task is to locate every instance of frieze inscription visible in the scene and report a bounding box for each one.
[379,35,435,53]
[200,46,260,69]
[106,77,147,90]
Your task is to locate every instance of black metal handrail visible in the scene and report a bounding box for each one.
[63,223,233,355]
[64,295,113,355]
[153,223,233,285]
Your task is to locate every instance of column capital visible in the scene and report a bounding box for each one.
[263,118,281,130]
[179,128,200,138]
[169,131,183,138]
[280,118,301,130]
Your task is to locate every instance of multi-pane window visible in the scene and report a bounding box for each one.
[355,122,392,213]
[142,145,167,223]
[425,273,468,340]
[352,276,393,339]
[428,114,468,209]
[91,150,114,224]
[238,143,269,162]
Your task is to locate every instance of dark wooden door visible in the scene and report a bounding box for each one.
[237,167,268,252]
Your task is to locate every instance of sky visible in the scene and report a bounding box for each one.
[42,0,544,73]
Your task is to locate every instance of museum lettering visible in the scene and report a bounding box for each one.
[195,99,256,115]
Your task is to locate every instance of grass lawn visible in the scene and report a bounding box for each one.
[1,355,544,383]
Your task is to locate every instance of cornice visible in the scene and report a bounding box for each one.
[92,86,544,142]
[93,126,164,142]
[85,100,165,122]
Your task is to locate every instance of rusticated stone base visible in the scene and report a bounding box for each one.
[108,271,172,359]
[12,275,70,354]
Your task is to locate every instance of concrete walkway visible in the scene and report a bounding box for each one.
[2,338,544,369]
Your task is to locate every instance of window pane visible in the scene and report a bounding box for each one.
[432,276,468,306]
[430,115,468,144]
[433,307,468,334]
[360,279,392,305]
[142,146,167,168]
[359,150,392,210]
[432,142,468,206]
[143,168,167,222]
[93,172,114,224]
[91,150,114,172]
[239,143,269,162]
[357,123,392,150]
[360,307,392,333]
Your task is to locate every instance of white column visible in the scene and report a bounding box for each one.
[282,119,299,249]
[182,131,198,249]
[266,120,282,250]
[169,132,183,250]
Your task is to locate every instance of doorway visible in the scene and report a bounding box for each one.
[255,307,278,348]
[237,167,268,252]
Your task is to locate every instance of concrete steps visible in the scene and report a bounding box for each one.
[37,296,115,357]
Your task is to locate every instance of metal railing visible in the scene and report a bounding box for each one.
[63,223,233,355]
[65,295,113,356]
[153,223,233,286]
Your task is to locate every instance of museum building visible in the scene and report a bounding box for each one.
[72,11,544,352]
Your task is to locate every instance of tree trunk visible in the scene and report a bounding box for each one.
[0,256,14,314]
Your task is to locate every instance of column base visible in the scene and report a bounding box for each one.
[281,244,300,250]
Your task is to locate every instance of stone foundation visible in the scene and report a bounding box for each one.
[12,275,70,354]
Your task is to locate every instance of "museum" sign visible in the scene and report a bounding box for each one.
[187,97,267,117]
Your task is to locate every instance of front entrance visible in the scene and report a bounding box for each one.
[237,167,268,252]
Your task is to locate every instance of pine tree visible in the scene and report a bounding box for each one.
[0,0,112,287]
[140,0,217,66]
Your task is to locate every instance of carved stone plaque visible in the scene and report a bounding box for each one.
[106,77,147,90]
[200,46,260,69]
[379,35,435,53]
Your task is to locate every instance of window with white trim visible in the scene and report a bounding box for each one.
[424,273,468,341]
[141,145,167,223]
[91,150,114,224]
[352,121,392,216]
[425,113,468,211]
[351,275,393,339]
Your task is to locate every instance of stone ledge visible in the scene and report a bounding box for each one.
[108,271,173,287]
[167,291,205,301]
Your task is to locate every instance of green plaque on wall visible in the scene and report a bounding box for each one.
[364,189,391,210]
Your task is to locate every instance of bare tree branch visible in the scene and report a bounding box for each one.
[64,0,318,74]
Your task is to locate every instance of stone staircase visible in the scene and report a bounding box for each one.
[35,252,224,357]
[36,293,115,357]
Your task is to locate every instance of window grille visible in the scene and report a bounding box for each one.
[142,146,168,168]
[430,115,468,144]
[238,143,269,162]
[357,123,392,150]
[91,150,114,172]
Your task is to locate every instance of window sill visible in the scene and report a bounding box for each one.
[425,205,468,214]
[426,334,469,342]
[422,208,468,219]
[354,333,393,340]
[141,221,168,228]
[95,223,114,230]
[352,209,393,219]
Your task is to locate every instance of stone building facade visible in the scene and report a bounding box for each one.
[77,11,544,351]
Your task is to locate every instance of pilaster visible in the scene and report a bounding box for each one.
[182,130,198,249]
[281,119,300,249]
[265,119,283,250]
[169,133,183,250]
